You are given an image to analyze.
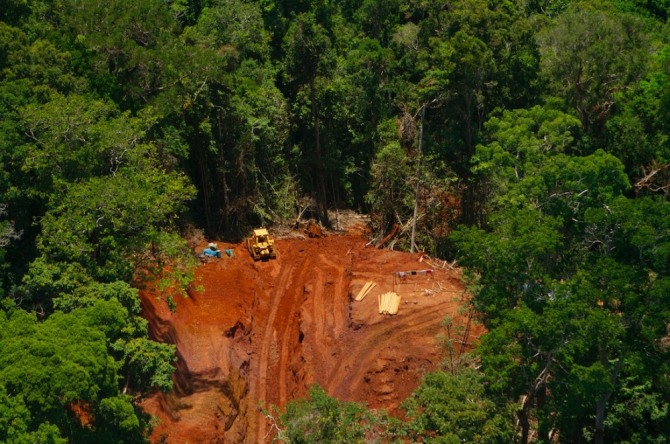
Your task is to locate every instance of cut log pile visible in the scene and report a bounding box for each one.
[378,292,401,315]
[355,281,376,301]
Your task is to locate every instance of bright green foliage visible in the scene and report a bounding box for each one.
[279,384,391,444]
[190,0,271,61]
[473,103,583,215]
[34,166,195,285]
[0,384,66,444]
[0,300,152,441]
[453,209,563,320]
[54,281,176,392]
[17,94,151,200]
[280,385,365,443]
[122,338,176,392]
[404,369,514,443]
[0,305,118,413]
[98,395,141,435]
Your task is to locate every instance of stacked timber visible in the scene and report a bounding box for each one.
[355,281,376,301]
[378,292,401,315]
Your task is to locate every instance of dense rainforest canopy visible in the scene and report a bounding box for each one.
[1,0,669,442]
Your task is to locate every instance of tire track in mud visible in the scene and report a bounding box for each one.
[277,249,348,405]
[140,235,472,444]
[276,264,307,406]
[250,237,469,443]
[253,247,313,444]
[326,304,453,399]
[317,251,352,338]
[252,259,296,444]
[254,243,352,443]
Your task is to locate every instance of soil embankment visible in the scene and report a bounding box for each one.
[139,233,481,443]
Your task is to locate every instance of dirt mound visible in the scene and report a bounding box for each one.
[139,233,481,443]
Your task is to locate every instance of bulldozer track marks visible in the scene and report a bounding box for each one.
[328,305,450,399]
[140,235,476,444]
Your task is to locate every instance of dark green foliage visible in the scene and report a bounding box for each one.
[537,4,651,137]
[453,102,670,442]
[2,0,670,442]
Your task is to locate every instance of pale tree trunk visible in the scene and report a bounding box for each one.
[516,353,554,444]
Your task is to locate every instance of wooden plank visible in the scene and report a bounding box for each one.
[378,292,401,315]
[355,281,372,301]
[355,281,376,301]
[359,282,376,301]
[389,293,401,315]
[360,281,375,301]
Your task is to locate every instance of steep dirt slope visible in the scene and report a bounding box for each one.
[139,233,481,443]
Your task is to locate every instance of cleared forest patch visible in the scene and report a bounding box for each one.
[139,231,481,443]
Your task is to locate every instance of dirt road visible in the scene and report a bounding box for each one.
[139,233,480,443]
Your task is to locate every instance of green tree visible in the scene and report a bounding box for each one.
[537,4,651,137]
[403,368,514,443]
[0,384,66,444]
[606,43,670,196]
[282,11,336,225]
[278,384,394,443]
[0,299,154,442]
[54,281,177,392]
[366,119,414,235]
[26,165,195,300]
[453,106,670,442]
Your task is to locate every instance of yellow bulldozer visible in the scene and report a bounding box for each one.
[247,228,277,261]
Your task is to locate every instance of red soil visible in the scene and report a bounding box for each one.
[139,232,481,443]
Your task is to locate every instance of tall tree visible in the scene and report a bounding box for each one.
[537,4,651,138]
[453,102,670,441]
[282,11,335,225]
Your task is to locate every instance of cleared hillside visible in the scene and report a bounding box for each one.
[139,232,481,443]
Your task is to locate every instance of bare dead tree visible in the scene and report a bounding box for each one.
[635,162,670,197]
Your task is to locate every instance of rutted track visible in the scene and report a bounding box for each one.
[139,233,480,443]
[327,304,454,399]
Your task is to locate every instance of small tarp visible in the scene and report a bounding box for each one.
[202,248,221,258]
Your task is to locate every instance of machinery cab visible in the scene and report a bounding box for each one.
[247,228,276,260]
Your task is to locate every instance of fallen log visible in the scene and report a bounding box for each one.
[376,224,400,249]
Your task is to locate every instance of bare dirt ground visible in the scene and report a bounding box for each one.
[139,224,482,443]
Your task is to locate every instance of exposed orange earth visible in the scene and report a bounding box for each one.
[139,229,481,443]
